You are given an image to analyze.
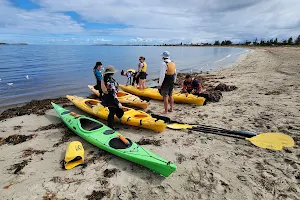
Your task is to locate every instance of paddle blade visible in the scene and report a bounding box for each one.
[246,134,283,150]
[259,132,295,148]
[167,123,194,130]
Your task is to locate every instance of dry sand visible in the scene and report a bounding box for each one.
[0,47,299,200]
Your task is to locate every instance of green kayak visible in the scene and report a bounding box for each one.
[51,103,176,177]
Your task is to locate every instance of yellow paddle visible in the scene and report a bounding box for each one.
[167,124,295,151]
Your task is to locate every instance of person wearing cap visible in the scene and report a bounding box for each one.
[136,56,147,89]
[182,74,202,95]
[157,51,177,114]
[93,61,103,100]
[101,66,124,129]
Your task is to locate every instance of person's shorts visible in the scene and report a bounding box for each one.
[159,84,174,97]
[139,72,147,80]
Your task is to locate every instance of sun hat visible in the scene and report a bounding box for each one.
[161,51,170,59]
[103,65,118,75]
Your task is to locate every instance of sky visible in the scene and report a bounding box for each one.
[0,0,300,45]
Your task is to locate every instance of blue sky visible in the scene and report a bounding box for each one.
[0,0,300,45]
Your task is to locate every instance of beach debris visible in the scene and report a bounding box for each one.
[265,90,281,95]
[176,153,187,164]
[86,150,111,164]
[103,168,120,178]
[198,90,223,102]
[136,138,163,146]
[7,83,13,86]
[52,129,73,147]
[35,122,65,132]
[42,191,58,200]
[215,83,237,91]
[13,125,22,130]
[8,160,30,174]
[3,183,13,189]
[0,97,69,121]
[86,190,111,200]
[1,134,36,145]
[50,176,83,184]
[21,148,48,158]
[96,178,109,187]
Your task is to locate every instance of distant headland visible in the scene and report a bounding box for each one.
[0,42,28,45]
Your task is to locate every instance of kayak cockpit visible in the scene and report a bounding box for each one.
[109,138,133,149]
[80,118,103,131]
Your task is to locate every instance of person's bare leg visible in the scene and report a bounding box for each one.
[161,96,168,114]
[168,96,174,112]
[138,79,143,89]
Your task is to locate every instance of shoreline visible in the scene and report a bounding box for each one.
[0,47,248,112]
[1,47,299,200]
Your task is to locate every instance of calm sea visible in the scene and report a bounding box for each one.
[0,45,250,111]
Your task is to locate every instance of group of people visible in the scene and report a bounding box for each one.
[92,51,203,129]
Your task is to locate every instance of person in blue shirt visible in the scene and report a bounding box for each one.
[93,61,103,100]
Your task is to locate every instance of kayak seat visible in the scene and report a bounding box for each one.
[80,118,103,131]
[109,138,132,149]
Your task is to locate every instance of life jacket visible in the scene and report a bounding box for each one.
[141,62,147,72]
[165,61,176,75]
[162,61,176,85]
[104,77,118,93]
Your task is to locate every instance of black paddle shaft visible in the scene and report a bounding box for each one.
[151,114,258,138]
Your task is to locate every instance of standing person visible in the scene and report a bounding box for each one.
[93,61,103,100]
[157,51,177,114]
[101,66,124,130]
[136,56,147,89]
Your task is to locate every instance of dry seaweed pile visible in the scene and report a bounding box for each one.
[1,134,36,145]
[0,97,69,121]
[85,190,111,200]
[103,168,120,178]
[21,148,48,158]
[136,138,163,146]
[8,160,30,174]
[35,122,65,132]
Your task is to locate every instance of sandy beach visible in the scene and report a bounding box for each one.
[1,47,299,200]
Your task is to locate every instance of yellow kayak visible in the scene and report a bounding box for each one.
[88,85,148,109]
[119,85,206,105]
[66,95,166,133]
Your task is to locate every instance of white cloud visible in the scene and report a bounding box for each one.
[0,0,83,34]
[1,0,300,44]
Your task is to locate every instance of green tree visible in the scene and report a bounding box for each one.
[221,41,225,45]
[225,40,232,45]
[260,40,265,46]
[288,37,293,45]
[274,38,278,45]
[270,39,274,44]
[295,35,300,45]
[282,40,287,45]
[253,37,258,45]
[214,40,220,45]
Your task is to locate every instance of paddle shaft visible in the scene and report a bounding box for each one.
[151,114,258,138]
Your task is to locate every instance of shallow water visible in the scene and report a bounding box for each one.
[0,45,249,110]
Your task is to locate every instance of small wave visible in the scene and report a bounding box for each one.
[236,50,250,55]
[215,54,231,63]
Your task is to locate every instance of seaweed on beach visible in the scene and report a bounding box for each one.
[52,129,74,147]
[215,83,237,91]
[1,134,36,145]
[103,168,120,178]
[0,97,69,121]
[136,138,163,146]
[86,190,111,200]
[86,150,112,164]
[35,122,65,132]
[198,90,223,102]
[21,148,48,158]
[8,160,30,174]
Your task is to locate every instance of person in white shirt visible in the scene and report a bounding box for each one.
[157,51,177,114]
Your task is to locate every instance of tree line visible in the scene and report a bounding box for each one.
[213,34,300,46]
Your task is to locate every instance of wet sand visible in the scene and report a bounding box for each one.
[0,47,299,200]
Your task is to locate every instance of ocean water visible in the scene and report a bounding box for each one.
[0,45,250,111]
